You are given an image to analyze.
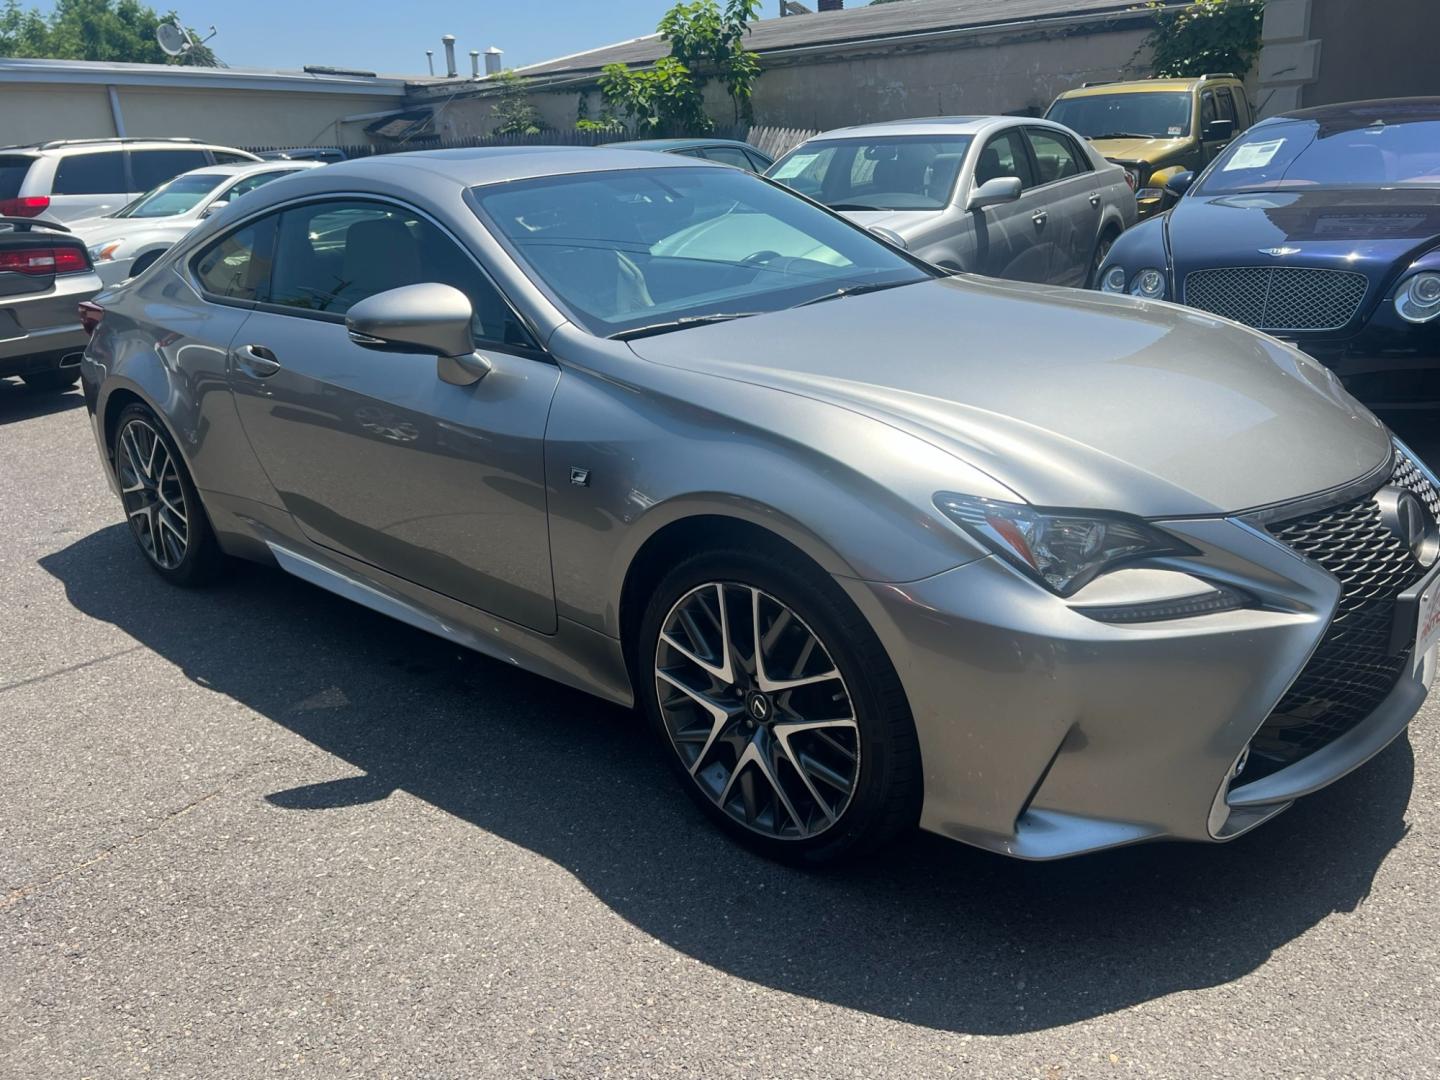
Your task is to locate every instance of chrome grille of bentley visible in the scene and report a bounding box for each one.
[1183,267,1369,331]
[1249,451,1437,769]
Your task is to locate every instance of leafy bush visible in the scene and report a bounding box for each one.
[1144,0,1264,79]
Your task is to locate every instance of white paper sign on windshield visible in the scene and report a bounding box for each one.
[772,152,820,180]
[1224,138,1285,171]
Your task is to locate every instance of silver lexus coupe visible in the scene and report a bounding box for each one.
[78,148,1440,864]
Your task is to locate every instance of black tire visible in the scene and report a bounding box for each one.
[1086,229,1119,289]
[637,545,922,865]
[112,402,225,587]
[20,366,80,392]
[128,249,164,278]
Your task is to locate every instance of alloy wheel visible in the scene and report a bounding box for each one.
[117,418,189,570]
[654,582,860,840]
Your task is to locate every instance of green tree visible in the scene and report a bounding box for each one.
[1143,0,1263,78]
[0,0,219,65]
[589,0,761,135]
[490,69,549,136]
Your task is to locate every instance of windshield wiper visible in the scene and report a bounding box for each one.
[610,312,763,341]
[825,202,884,211]
[794,279,922,308]
[1090,132,1157,141]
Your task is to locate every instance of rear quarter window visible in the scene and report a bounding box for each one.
[52,152,127,195]
[0,155,36,199]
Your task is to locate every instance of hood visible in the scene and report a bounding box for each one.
[626,277,1390,517]
[1089,137,1190,166]
[1168,188,1440,275]
[70,213,195,247]
[834,208,939,237]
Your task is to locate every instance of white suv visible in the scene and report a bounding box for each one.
[0,138,261,224]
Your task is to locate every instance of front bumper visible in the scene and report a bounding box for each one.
[0,269,101,371]
[840,505,1432,860]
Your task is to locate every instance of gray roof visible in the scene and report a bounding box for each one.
[514,0,1166,78]
[0,56,413,94]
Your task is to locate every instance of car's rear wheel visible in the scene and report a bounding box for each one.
[638,547,921,864]
[113,403,224,586]
[20,366,80,392]
[1086,230,1118,289]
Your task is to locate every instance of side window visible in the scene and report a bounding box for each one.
[700,146,756,170]
[1200,91,1218,129]
[1214,87,1239,126]
[744,151,773,173]
[264,199,535,349]
[1027,130,1088,184]
[974,130,1036,190]
[193,216,276,302]
[130,149,211,191]
[52,152,126,195]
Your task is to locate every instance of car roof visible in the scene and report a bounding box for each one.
[1053,78,1207,100]
[1267,96,1440,126]
[173,160,324,180]
[601,138,762,153]
[315,145,721,188]
[0,138,255,156]
[800,115,1078,141]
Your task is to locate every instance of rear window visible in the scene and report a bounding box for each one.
[0,155,35,200]
[53,152,126,195]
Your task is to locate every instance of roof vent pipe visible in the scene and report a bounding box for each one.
[470,50,480,77]
[425,49,434,76]
[442,34,457,78]
[484,47,503,76]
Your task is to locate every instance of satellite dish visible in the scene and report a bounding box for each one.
[155,22,193,57]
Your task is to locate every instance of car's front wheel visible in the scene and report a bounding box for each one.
[113,403,224,586]
[638,547,921,864]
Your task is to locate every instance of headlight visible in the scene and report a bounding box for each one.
[934,494,1188,596]
[88,241,123,262]
[1129,268,1166,299]
[1100,266,1127,293]
[1396,272,1440,323]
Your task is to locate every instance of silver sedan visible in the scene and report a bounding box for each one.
[79,148,1437,864]
[769,116,1136,286]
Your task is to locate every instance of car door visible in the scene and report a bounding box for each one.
[222,196,562,633]
[966,128,1050,282]
[1024,127,1103,287]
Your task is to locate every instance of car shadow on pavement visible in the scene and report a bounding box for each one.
[41,525,1417,1036]
[0,381,83,425]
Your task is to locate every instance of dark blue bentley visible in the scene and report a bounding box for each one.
[1098,98,1440,409]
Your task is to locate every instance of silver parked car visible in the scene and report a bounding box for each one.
[80,148,1438,864]
[769,116,1136,286]
[74,160,324,286]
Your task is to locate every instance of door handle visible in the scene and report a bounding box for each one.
[235,343,281,377]
[1089,193,1102,207]
[1032,211,1048,226]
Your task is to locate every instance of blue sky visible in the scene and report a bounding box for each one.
[134,1,695,74]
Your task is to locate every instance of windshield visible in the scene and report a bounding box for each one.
[113,173,226,219]
[1045,91,1193,140]
[472,166,931,338]
[767,135,974,211]
[1195,118,1440,196]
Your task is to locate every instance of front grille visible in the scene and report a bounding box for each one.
[1183,266,1368,331]
[1248,451,1438,769]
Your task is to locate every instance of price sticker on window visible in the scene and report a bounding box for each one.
[1224,138,1285,171]
[772,152,820,180]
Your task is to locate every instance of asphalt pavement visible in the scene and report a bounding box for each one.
[2,381,1438,1079]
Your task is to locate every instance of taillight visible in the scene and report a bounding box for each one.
[0,196,51,218]
[0,245,90,275]
[78,300,105,336]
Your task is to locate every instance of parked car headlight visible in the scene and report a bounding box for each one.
[1129,268,1166,299]
[934,494,1187,596]
[1396,272,1440,323]
[1100,266,1127,293]
[88,241,123,262]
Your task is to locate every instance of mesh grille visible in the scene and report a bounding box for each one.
[1249,450,1438,769]
[1184,267,1369,331]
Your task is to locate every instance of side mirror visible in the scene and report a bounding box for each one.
[966,176,1023,211]
[345,282,491,385]
[1203,118,1235,141]
[1165,170,1196,197]
[867,225,908,250]
[200,199,228,219]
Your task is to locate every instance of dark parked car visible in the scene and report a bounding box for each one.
[1099,97,1440,409]
[600,138,774,172]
